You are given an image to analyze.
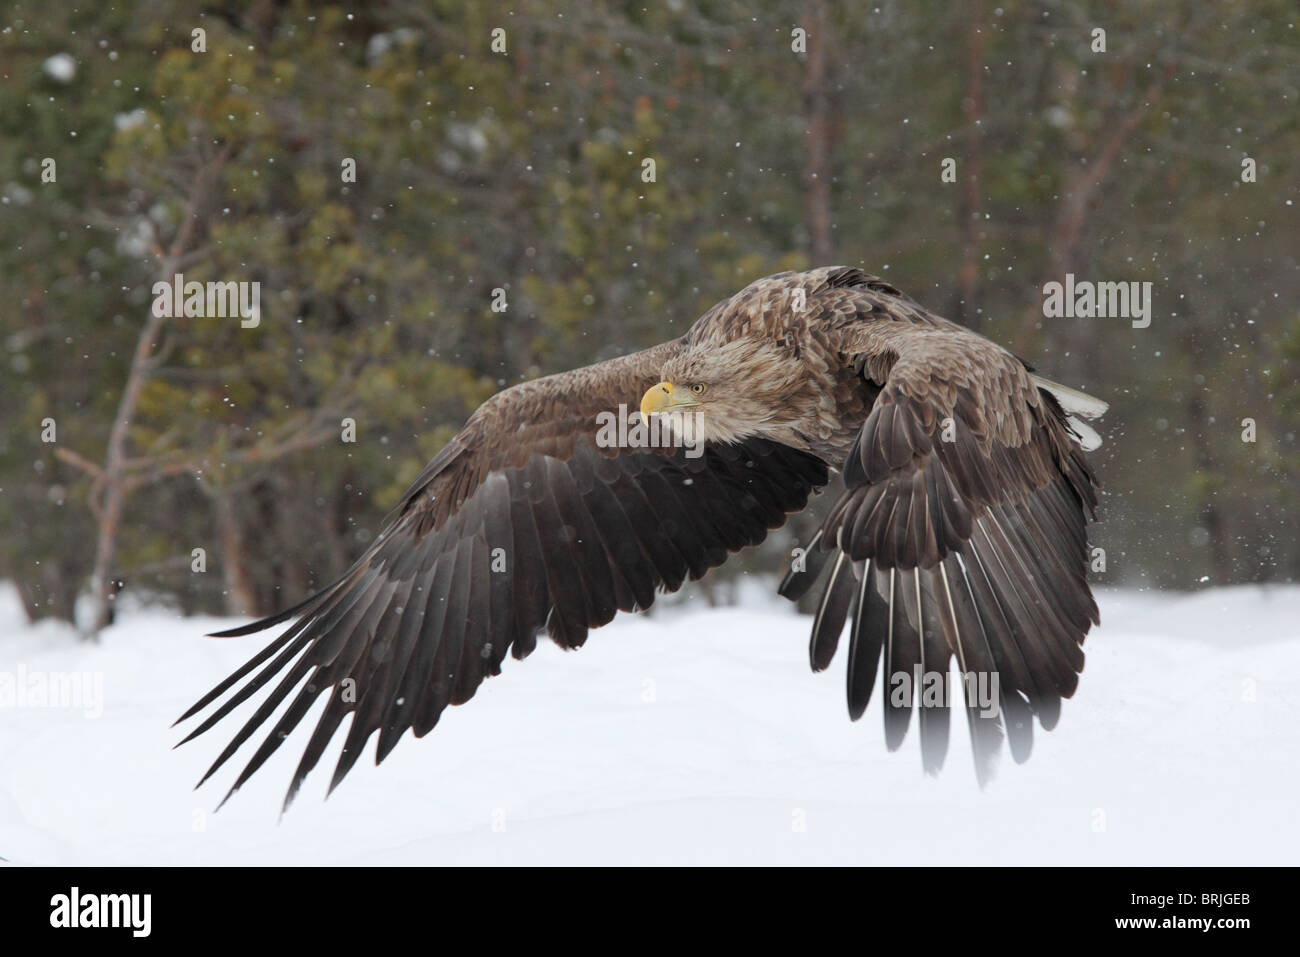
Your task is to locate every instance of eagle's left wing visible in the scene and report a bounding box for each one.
[178,341,827,811]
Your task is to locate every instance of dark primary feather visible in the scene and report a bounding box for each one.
[177,340,827,811]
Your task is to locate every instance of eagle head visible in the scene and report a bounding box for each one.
[641,336,809,446]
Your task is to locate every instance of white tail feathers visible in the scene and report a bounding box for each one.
[1032,375,1108,450]
[1031,374,1109,419]
[1065,415,1103,451]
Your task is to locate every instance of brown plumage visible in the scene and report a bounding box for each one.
[178,266,1105,808]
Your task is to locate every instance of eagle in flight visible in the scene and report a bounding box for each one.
[178,266,1106,809]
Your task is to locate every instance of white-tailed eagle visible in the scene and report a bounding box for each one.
[178,266,1106,809]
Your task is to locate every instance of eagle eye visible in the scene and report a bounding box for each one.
[690,383,707,395]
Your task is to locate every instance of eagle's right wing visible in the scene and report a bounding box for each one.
[782,311,1102,786]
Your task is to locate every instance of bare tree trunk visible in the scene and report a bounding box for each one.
[84,306,169,636]
[210,487,258,616]
[1016,78,1163,372]
[69,145,231,637]
[1183,316,1232,583]
[956,0,987,331]
[802,0,833,265]
[1186,389,1232,583]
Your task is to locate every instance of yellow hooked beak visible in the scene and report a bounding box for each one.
[640,381,687,419]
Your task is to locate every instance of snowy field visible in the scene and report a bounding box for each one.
[1,581,1296,866]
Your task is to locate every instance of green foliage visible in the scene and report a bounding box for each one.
[1,0,1297,623]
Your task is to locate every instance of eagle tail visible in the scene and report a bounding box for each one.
[1030,374,1109,419]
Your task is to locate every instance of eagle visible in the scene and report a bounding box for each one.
[178,266,1106,809]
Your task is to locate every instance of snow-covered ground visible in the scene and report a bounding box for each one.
[1,582,1296,865]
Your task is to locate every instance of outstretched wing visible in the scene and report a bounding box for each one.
[178,341,828,810]
[781,296,1101,786]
